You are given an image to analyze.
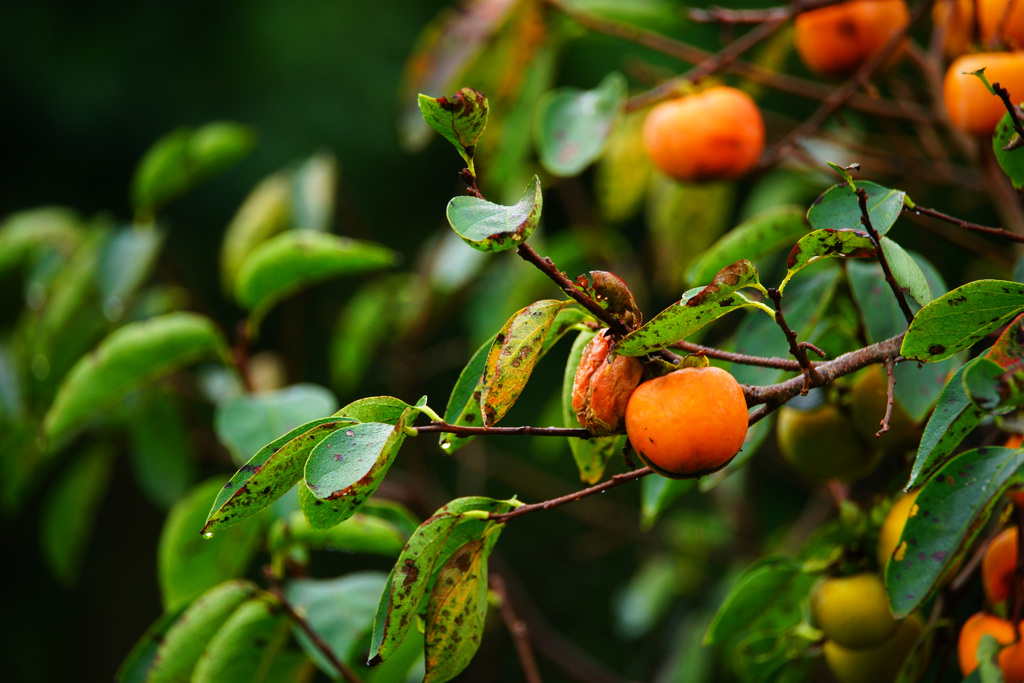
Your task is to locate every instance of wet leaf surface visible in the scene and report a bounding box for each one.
[445,176,542,252]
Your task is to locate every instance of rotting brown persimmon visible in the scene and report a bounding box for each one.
[794,0,910,78]
[641,86,765,183]
[571,330,643,436]
[624,365,748,477]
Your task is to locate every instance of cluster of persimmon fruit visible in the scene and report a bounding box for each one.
[640,0,1024,184]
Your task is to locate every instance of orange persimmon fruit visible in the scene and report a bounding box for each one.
[624,365,748,477]
[641,86,765,183]
[794,0,911,78]
[959,612,1024,683]
[944,52,1024,136]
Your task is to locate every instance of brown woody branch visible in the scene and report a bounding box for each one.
[686,0,850,24]
[767,287,822,393]
[542,0,933,122]
[672,339,809,370]
[417,422,593,438]
[905,204,1024,244]
[491,574,544,683]
[877,357,897,437]
[990,80,1024,143]
[763,0,934,166]
[856,187,915,324]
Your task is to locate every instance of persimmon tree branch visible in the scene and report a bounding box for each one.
[416,423,593,438]
[541,0,932,122]
[263,567,364,683]
[672,340,809,370]
[764,0,935,166]
[990,80,1024,143]
[686,0,849,24]
[878,357,897,436]
[767,287,823,393]
[856,187,915,324]
[905,204,1024,244]
[491,574,544,683]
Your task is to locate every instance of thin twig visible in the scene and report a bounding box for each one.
[672,340,809,370]
[877,357,897,437]
[687,0,849,24]
[905,204,1024,244]
[490,468,653,524]
[856,187,915,324]
[766,287,821,394]
[626,12,789,111]
[263,567,364,683]
[763,0,935,167]
[542,0,933,122]
[990,81,1024,142]
[491,574,544,683]
[416,422,593,439]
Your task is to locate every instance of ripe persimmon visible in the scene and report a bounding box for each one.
[641,86,765,183]
[794,0,910,78]
[959,612,1024,682]
[933,0,974,57]
[1005,433,1024,505]
[624,365,748,477]
[944,52,1024,136]
[983,527,1021,607]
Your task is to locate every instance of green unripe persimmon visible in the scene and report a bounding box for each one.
[823,613,925,683]
[811,573,899,648]
[777,404,881,481]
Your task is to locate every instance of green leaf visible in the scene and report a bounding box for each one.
[419,88,489,170]
[901,280,1024,362]
[204,417,353,534]
[214,383,339,466]
[95,227,165,314]
[612,555,679,639]
[784,228,877,279]
[301,418,411,530]
[123,390,196,509]
[880,237,932,307]
[806,180,905,236]
[480,299,572,426]
[908,357,986,489]
[0,207,81,273]
[976,633,1005,683]
[886,446,1024,617]
[440,335,494,453]
[40,444,114,586]
[368,497,516,665]
[616,260,764,357]
[131,122,255,219]
[192,597,292,683]
[445,176,542,252]
[423,538,491,683]
[235,231,397,320]
[686,206,809,285]
[640,475,695,531]
[147,580,260,683]
[159,478,266,611]
[270,508,410,557]
[219,170,292,295]
[291,152,337,232]
[116,607,188,683]
[335,395,414,424]
[964,357,1024,413]
[534,72,626,177]
[995,108,1024,190]
[330,277,404,393]
[595,110,653,224]
[285,572,389,678]
[562,329,623,484]
[43,312,229,445]
[705,558,815,646]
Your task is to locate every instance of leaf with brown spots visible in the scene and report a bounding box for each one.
[445,176,542,252]
[806,180,905,235]
[423,538,490,683]
[203,417,355,534]
[480,299,573,426]
[615,260,762,357]
[440,334,495,452]
[785,228,877,276]
[367,496,516,666]
[886,446,1024,618]
[419,88,489,171]
[901,280,1024,362]
[300,419,409,530]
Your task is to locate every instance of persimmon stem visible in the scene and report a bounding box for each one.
[855,187,916,325]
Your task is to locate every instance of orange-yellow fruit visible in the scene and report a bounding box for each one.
[776,404,881,481]
[571,330,643,436]
[641,86,765,183]
[824,613,925,683]
[794,0,910,78]
[944,52,1024,136]
[979,0,1024,49]
[877,490,920,570]
[811,573,900,648]
[983,527,1021,607]
[624,366,748,477]
[959,612,1024,682]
